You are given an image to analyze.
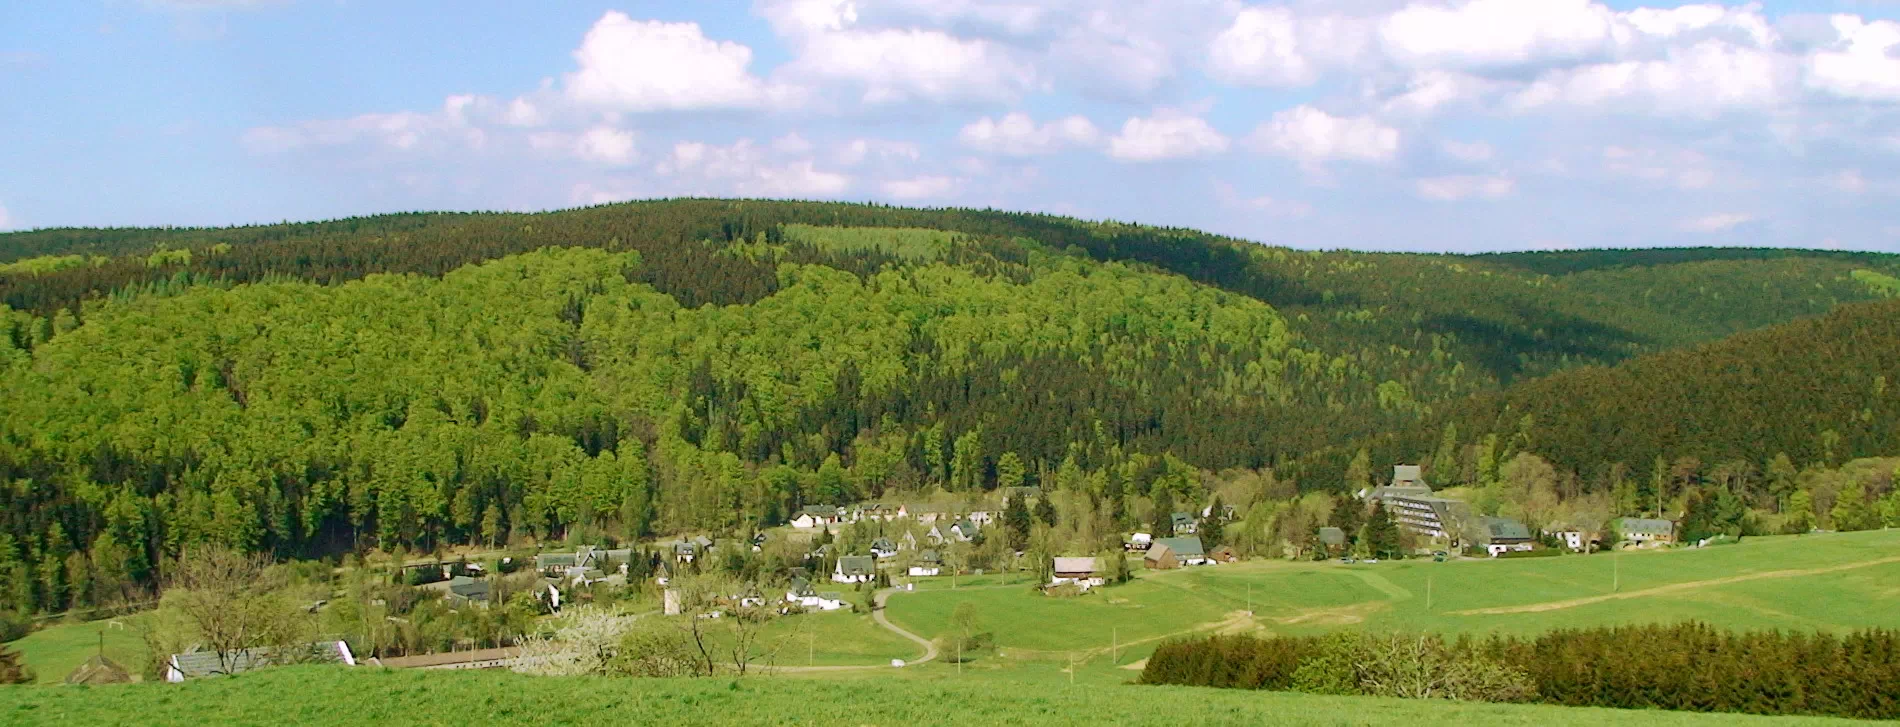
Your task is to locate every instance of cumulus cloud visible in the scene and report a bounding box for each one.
[1806,16,1900,102]
[765,0,1039,105]
[563,12,786,113]
[1245,106,1400,165]
[656,139,851,198]
[882,175,961,200]
[1379,0,1622,71]
[1679,212,1756,232]
[958,112,1101,156]
[1511,39,1792,116]
[1415,174,1515,201]
[1107,110,1229,162]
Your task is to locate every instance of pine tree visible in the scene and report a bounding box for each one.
[1328,495,1363,549]
[1003,496,1031,552]
[1033,497,1057,528]
[1363,502,1402,560]
[1152,488,1175,537]
[1200,495,1226,546]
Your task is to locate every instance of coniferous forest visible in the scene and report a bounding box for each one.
[2,199,1899,614]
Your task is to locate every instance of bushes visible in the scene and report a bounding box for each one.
[1142,623,1900,720]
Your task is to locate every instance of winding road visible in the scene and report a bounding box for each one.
[766,587,937,673]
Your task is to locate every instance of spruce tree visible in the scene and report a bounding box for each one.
[1152,488,1175,537]
[1363,502,1402,560]
[1033,497,1057,528]
[1003,496,1031,552]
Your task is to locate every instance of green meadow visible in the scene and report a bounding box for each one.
[7,614,151,685]
[0,663,1866,726]
[884,529,1900,661]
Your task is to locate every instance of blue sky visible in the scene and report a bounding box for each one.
[2,0,1898,252]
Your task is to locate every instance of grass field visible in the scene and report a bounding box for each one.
[885,529,1900,663]
[6,614,151,685]
[0,663,1865,726]
[744,608,923,667]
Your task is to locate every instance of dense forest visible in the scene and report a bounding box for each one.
[2,199,1898,615]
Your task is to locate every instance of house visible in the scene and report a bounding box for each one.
[948,519,979,542]
[810,543,833,560]
[1001,486,1042,503]
[1125,532,1152,551]
[791,505,841,529]
[1050,557,1105,589]
[898,531,919,551]
[670,540,700,563]
[870,537,898,559]
[1201,503,1238,520]
[1481,517,1534,557]
[751,532,769,552]
[1154,536,1207,565]
[1317,526,1347,552]
[446,575,491,606]
[692,535,715,552]
[535,552,578,574]
[854,503,905,521]
[1170,512,1199,535]
[783,576,847,611]
[1208,545,1238,563]
[164,641,355,682]
[1358,467,1473,546]
[1143,542,1178,570]
[909,550,942,577]
[1617,517,1675,544]
[924,524,947,544]
[967,510,996,527]
[833,555,878,584]
[1548,530,1586,552]
[736,585,768,608]
[907,505,954,523]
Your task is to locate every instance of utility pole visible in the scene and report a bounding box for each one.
[1069,651,1075,687]
[1613,550,1620,593]
[1246,583,1253,616]
[1426,573,1433,611]
[1112,627,1118,665]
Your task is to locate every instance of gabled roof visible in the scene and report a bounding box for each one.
[692,535,714,548]
[871,537,897,551]
[1392,464,1425,487]
[168,641,352,679]
[1617,517,1674,534]
[1171,512,1195,526]
[1318,526,1346,546]
[535,553,577,568]
[1143,542,1174,561]
[1483,517,1532,541]
[1153,536,1205,558]
[1052,557,1100,574]
[916,549,940,563]
[448,575,490,600]
[797,505,839,517]
[836,555,877,576]
[790,576,815,597]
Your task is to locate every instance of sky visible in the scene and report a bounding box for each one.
[2,1,1899,253]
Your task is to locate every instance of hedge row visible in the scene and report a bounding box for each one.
[1140,622,1900,721]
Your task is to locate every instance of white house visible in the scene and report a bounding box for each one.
[1551,530,1585,552]
[967,510,996,526]
[791,506,841,529]
[833,555,877,584]
[908,550,942,577]
[870,538,899,559]
[1126,532,1153,551]
[948,519,980,542]
[783,578,846,611]
[1050,557,1105,591]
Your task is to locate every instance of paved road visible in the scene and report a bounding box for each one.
[768,586,936,673]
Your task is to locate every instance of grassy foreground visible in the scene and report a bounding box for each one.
[0,664,1865,726]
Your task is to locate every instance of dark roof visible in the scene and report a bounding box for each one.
[168,642,350,679]
[871,537,897,551]
[798,505,838,517]
[837,555,877,576]
[535,553,577,568]
[448,575,490,600]
[1154,536,1205,558]
[1143,542,1174,561]
[790,576,815,596]
[1318,526,1346,546]
[1483,517,1532,542]
[916,549,941,563]
[1171,512,1195,526]
[1618,517,1674,534]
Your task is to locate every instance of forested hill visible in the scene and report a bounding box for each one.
[1393,295,1900,493]
[1,200,1898,614]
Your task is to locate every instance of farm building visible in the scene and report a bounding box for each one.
[164,641,356,682]
[1050,557,1105,589]
[1481,517,1534,556]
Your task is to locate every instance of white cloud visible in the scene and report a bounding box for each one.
[1807,16,1900,102]
[1601,145,1716,189]
[1212,180,1312,218]
[563,12,782,113]
[1378,71,1501,116]
[1441,140,1495,162]
[656,139,851,198]
[1511,39,1792,116]
[958,112,1101,156]
[773,9,1039,106]
[1379,0,1621,71]
[1415,174,1515,201]
[837,139,921,166]
[0,204,13,230]
[882,175,961,200]
[1826,169,1867,194]
[241,96,493,155]
[1209,7,1316,87]
[573,126,636,165]
[1679,212,1755,232]
[1245,106,1399,165]
[1107,110,1229,162]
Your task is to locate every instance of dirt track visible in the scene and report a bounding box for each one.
[1450,554,1900,616]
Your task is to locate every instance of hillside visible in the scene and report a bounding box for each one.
[1402,296,1900,490]
[0,662,1860,726]
[3,201,1899,613]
